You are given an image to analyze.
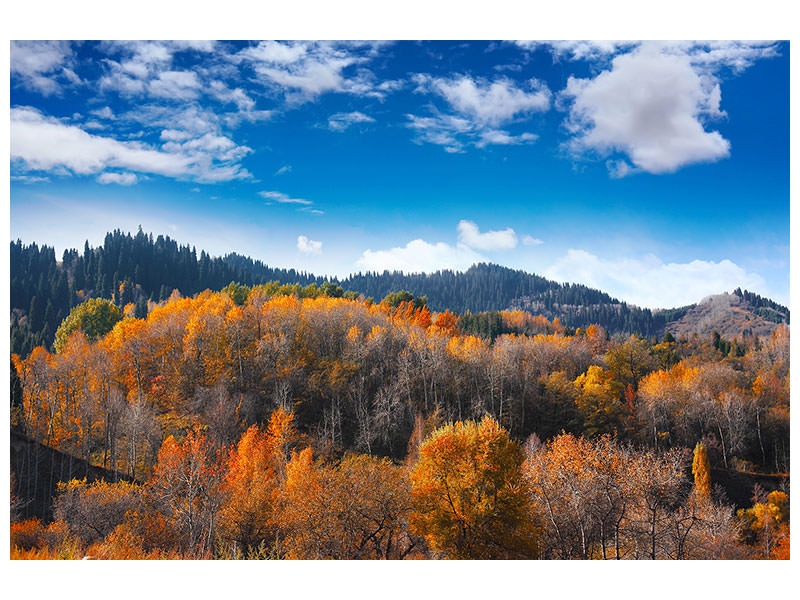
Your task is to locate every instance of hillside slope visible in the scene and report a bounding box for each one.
[667,292,789,340]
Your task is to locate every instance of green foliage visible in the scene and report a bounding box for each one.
[382,290,414,307]
[54,298,123,352]
[320,281,344,298]
[223,281,250,306]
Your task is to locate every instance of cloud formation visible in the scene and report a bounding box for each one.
[97,171,138,185]
[11,106,251,182]
[237,41,392,101]
[260,190,312,205]
[556,41,779,176]
[407,74,550,152]
[10,41,78,95]
[327,111,375,131]
[297,235,322,255]
[357,239,484,274]
[522,235,543,246]
[544,249,766,309]
[457,220,518,251]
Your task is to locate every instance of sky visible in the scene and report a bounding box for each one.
[9,40,790,309]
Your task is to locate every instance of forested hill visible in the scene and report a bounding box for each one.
[9,229,788,354]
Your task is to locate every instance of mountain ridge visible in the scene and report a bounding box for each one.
[10,230,789,355]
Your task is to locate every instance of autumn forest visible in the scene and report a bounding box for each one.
[9,274,790,560]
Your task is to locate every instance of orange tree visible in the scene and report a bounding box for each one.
[409,415,539,559]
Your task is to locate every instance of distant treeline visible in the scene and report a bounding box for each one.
[9,229,789,355]
[733,288,790,325]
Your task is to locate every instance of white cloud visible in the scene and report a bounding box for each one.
[275,165,292,175]
[408,74,549,151]
[148,70,202,100]
[11,106,251,182]
[238,41,394,101]
[405,113,473,153]
[90,106,115,120]
[240,41,358,99]
[457,220,517,251]
[477,129,538,147]
[357,239,485,274]
[11,174,50,184]
[208,80,256,111]
[522,235,543,246]
[544,249,766,309]
[557,41,779,175]
[240,41,308,64]
[420,74,550,127]
[297,235,322,255]
[327,111,375,131]
[527,41,636,61]
[10,41,75,95]
[260,190,312,205]
[97,171,138,185]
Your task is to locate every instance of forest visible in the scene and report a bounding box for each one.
[16,230,788,357]
[10,279,790,559]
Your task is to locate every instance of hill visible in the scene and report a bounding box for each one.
[667,291,789,341]
[10,230,789,354]
[11,430,134,521]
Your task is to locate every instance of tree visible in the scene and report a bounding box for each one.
[52,478,140,546]
[692,442,711,502]
[147,426,226,555]
[574,366,625,437]
[219,409,296,552]
[605,335,657,392]
[738,489,790,558]
[409,416,539,559]
[281,450,418,559]
[54,298,123,353]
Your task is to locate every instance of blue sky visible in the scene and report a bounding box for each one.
[10,40,789,308]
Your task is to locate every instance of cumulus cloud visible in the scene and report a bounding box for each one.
[327,111,375,131]
[457,220,518,251]
[260,190,312,205]
[97,171,138,185]
[275,165,292,175]
[11,106,251,182]
[556,41,779,176]
[357,239,485,274]
[544,249,766,309]
[407,74,549,151]
[10,40,76,95]
[297,235,322,255]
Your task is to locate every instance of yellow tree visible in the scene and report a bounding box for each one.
[692,442,711,502]
[574,365,625,437]
[409,416,539,559]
